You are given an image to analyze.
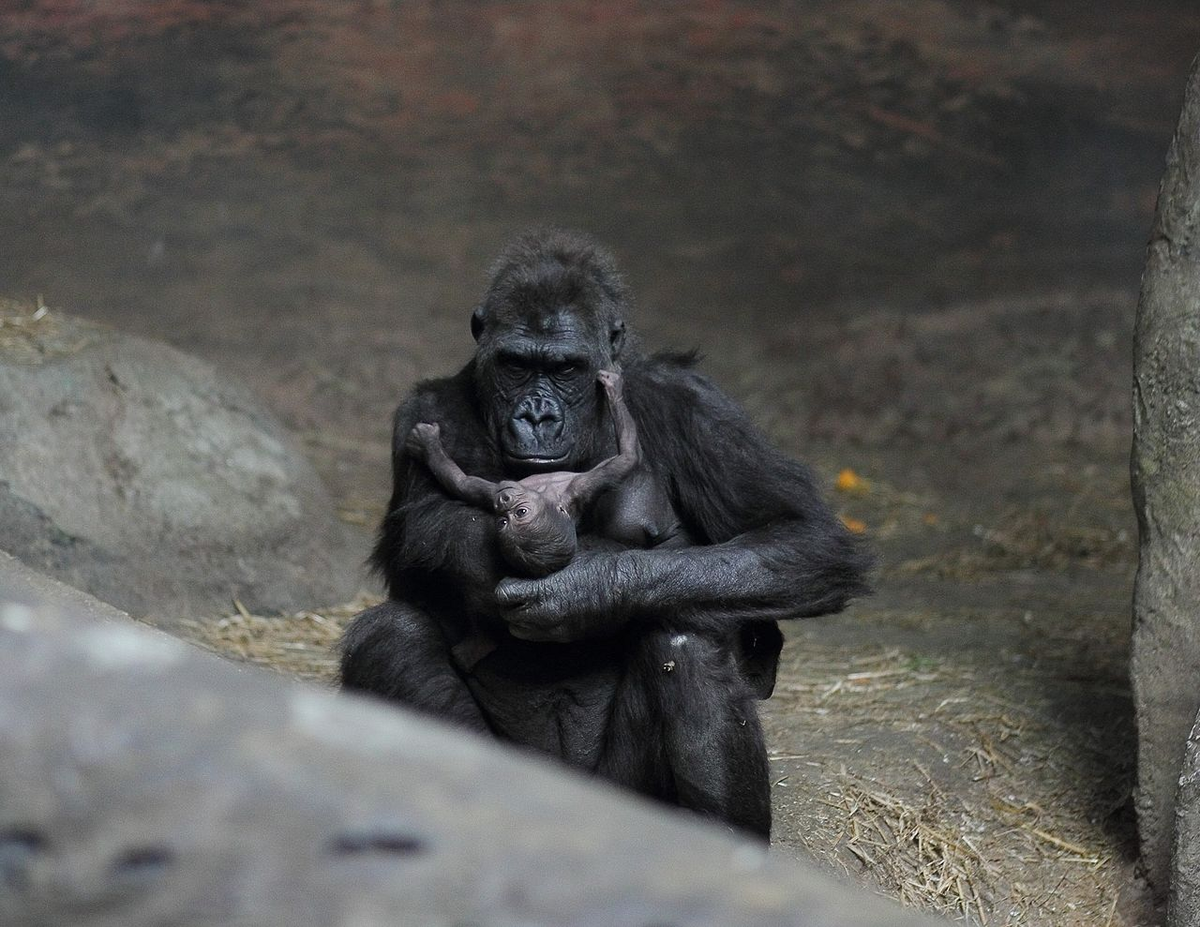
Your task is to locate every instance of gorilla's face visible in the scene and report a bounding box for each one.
[470,228,628,476]
[476,310,608,474]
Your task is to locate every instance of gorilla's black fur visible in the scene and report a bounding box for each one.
[340,229,871,837]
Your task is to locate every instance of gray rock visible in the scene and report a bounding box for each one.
[0,594,945,927]
[0,305,362,623]
[1132,50,1200,895]
[1170,709,1200,927]
[0,549,133,626]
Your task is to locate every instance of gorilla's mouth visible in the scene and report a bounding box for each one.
[504,451,571,472]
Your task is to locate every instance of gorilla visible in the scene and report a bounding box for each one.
[340,229,871,838]
[404,367,640,578]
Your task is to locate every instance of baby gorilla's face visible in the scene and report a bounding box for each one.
[495,490,578,577]
[495,486,546,529]
[497,496,570,538]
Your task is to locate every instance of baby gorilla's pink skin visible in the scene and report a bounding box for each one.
[406,369,638,576]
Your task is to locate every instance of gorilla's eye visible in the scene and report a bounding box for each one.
[516,507,529,517]
[497,351,526,372]
[553,359,586,377]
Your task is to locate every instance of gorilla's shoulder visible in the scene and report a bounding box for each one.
[628,350,703,388]
[391,364,481,435]
[644,349,702,370]
[401,365,474,411]
[628,350,739,412]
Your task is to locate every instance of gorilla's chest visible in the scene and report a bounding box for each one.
[589,467,693,549]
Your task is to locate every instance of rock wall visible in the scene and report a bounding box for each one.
[1131,50,1200,894]
[1170,709,1200,927]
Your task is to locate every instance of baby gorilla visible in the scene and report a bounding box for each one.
[405,369,638,578]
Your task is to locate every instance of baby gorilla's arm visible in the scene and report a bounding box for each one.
[563,370,641,511]
[407,422,501,511]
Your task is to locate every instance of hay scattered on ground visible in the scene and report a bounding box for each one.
[176,593,381,683]
[0,297,101,364]
[828,771,995,922]
[767,640,1133,926]
[0,297,55,359]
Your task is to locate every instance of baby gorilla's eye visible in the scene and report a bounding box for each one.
[516,507,529,517]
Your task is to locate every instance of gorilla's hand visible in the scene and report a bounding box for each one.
[496,553,635,642]
[405,422,440,460]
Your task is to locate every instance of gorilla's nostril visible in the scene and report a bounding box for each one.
[515,396,561,427]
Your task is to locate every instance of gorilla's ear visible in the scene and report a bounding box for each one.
[471,306,487,342]
[609,320,626,360]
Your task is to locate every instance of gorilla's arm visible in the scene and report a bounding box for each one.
[373,376,507,617]
[497,359,872,642]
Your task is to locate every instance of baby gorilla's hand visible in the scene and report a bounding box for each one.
[597,368,623,402]
[405,421,441,459]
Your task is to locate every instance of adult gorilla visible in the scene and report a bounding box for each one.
[340,229,870,837]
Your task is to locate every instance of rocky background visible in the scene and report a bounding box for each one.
[3,2,1200,924]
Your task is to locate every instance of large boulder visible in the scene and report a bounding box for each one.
[0,301,362,623]
[0,548,133,625]
[0,593,944,927]
[1131,51,1200,894]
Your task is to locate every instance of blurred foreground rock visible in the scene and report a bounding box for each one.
[0,303,361,622]
[1132,51,1200,896]
[0,595,943,927]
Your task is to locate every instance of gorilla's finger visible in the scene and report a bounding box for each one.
[512,620,564,642]
[495,579,535,608]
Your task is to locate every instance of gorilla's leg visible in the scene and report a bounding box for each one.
[600,626,772,838]
[738,619,784,700]
[339,600,491,734]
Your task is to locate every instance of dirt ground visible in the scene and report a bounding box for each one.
[4,2,1199,924]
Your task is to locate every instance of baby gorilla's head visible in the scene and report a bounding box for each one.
[496,495,577,577]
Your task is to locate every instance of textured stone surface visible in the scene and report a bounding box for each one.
[0,308,363,623]
[0,597,943,927]
[0,549,132,626]
[1131,50,1200,895]
[1170,709,1200,927]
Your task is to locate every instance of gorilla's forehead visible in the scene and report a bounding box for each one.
[498,309,598,350]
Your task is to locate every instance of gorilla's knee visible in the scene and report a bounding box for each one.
[646,630,743,698]
[339,600,491,732]
[339,600,442,694]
